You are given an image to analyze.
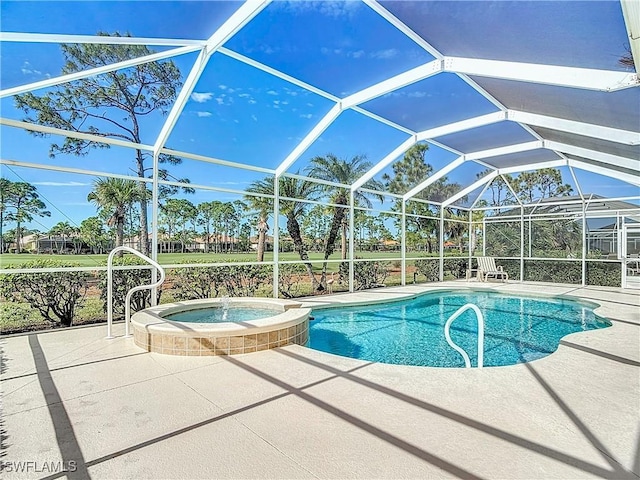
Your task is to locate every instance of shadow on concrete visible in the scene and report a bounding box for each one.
[28,335,90,480]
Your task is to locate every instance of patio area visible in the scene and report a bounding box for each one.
[2,281,638,479]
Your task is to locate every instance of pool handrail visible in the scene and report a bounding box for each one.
[107,246,166,338]
[444,303,484,368]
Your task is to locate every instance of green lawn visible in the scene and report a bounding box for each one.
[0,250,426,268]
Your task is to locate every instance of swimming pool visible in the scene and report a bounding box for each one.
[308,291,610,367]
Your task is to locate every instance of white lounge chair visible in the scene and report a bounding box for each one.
[477,257,509,282]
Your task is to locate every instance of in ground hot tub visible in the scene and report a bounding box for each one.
[131,297,310,356]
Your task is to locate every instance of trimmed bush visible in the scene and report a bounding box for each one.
[414,258,439,282]
[524,259,581,284]
[340,259,390,290]
[0,260,89,327]
[586,261,621,287]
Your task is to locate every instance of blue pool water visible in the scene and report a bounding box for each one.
[308,291,610,367]
[165,307,276,323]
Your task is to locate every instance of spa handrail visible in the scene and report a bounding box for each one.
[106,246,166,338]
[444,303,484,368]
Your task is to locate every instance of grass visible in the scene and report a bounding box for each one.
[0,250,434,268]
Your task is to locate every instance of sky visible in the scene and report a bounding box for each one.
[0,0,638,234]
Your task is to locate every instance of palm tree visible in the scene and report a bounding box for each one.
[306,154,384,289]
[246,175,321,290]
[87,177,143,255]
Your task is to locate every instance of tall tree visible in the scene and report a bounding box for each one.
[49,221,74,254]
[14,32,189,255]
[80,216,108,254]
[246,175,321,290]
[306,154,384,289]
[87,177,143,254]
[383,144,457,253]
[1,180,51,253]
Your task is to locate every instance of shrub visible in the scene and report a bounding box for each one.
[443,258,467,279]
[341,259,390,290]
[171,265,223,300]
[586,261,621,287]
[523,259,581,284]
[414,259,439,282]
[0,260,89,327]
[170,261,272,300]
[98,257,160,319]
[278,263,307,298]
[222,263,271,297]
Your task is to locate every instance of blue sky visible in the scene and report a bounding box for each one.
[0,0,637,233]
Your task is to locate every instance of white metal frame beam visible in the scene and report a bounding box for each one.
[402,156,465,200]
[0,32,207,46]
[351,136,416,191]
[153,0,270,155]
[465,141,543,161]
[416,111,506,141]
[545,141,639,172]
[341,59,442,108]
[442,171,498,207]
[569,159,640,187]
[0,45,202,99]
[620,0,640,74]
[0,117,155,151]
[444,57,638,91]
[508,110,640,145]
[275,103,342,177]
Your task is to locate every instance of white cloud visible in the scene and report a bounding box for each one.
[21,61,46,77]
[216,97,225,105]
[218,84,228,90]
[238,93,251,98]
[284,1,361,18]
[306,102,314,107]
[408,91,427,98]
[32,181,90,187]
[299,113,313,119]
[248,99,257,105]
[266,90,278,96]
[191,92,213,103]
[196,111,212,117]
[370,48,398,59]
[251,114,258,121]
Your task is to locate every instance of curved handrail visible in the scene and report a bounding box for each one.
[444,303,484,368]
[107,246,165,338]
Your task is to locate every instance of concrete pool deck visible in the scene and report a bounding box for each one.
[1,281,638,479]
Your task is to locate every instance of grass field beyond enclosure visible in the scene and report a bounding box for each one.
[0,250,443,268]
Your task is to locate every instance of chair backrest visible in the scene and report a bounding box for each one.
[477,257,498,272]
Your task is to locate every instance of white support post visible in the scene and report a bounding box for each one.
[401,200,407,286]
[439,208,445,282]
[349,191,355,293]
[468,209,473,276]
[582,203,587,287]
[482,218,486,256]
[150,151,160,305]
[520,206,525,283]
[273,176,279,298]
